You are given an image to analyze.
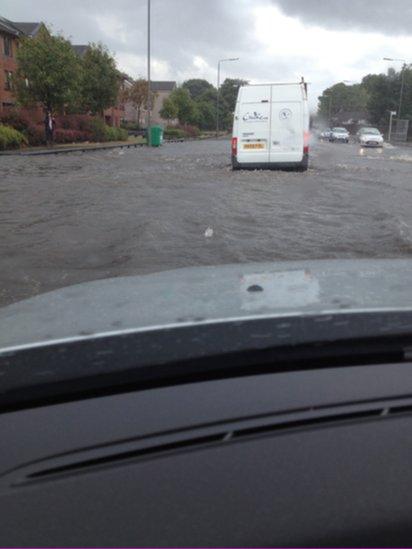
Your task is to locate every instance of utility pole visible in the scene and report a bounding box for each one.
[328,95,333,126]
[147,0,151,146]
[216,57,239,138]
[399,64,405,119]
[216,61,221,138]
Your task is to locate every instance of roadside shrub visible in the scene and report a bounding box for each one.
[121,121,140,131]
[88,117,108,141]
[0,124,28,150]
[164,127,185,139]
[164,125,200,139]
[54,129,90,144]
[105,126,128,141]
[55,114,94,132]
[26,124,46,146]
[23,117,127,146]
[118,127,128,140]
[180,124,200,137]
[0,111,31,133]
[88,119,128,142]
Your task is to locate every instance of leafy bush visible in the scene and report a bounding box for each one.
[88,118,127,142]
[105,126,128,141]
[0,124,28,150]
[26,125,46,146]
[55,114,94,132]
[0,111,31,133]
[17,116,127,147]
[54,128,90,143]
[121,121,141,131]
[88,117,108,141]
[164,128,185,139]
[164,125,200,139]
[181,124,200,137]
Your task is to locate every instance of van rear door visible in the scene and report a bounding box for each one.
[236,85,271,164]
[269,84,304,164]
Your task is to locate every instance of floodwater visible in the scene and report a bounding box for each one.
[1,138,412,305]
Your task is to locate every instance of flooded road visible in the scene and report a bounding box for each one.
[1,138,412,305]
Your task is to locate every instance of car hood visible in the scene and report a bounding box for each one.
[1,259,412,351]
[360,133,383,139]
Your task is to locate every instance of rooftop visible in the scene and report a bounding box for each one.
[72,44,89,57]
[150,81,176,92]
[12,22,42,37]
[0,16,42,37]
[0,16,21,36]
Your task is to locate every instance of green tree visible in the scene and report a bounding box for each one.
[167,87,196,125]
[182,79,215,100]
[80,43,120,116]
[219,78,248,130]
[361,68,412,125]
[318,82,369,122]
[198,87,217,104]
[160,96,178,123]
[15,26,81,112]
[196,100,216,130]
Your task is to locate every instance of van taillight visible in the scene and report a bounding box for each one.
[231,137,238,156]
[303,131,309,154]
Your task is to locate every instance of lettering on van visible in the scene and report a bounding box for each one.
[242,111,269,122]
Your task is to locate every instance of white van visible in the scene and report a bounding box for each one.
[231,81,309,171]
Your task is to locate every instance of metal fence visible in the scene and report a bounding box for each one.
[392,119,409,142]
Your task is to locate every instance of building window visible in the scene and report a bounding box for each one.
[4,71,13,91]
[3,36,13,57]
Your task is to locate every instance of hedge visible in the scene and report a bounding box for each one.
[164,128,186,139]
[164,125,201,139]
[0,125,28,150]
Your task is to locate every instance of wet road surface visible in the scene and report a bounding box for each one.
[1,138,412,305]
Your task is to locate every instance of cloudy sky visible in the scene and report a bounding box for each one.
[3,0,412,109]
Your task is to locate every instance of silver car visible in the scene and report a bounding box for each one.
[329,127,350,143]
[357,127,384,147]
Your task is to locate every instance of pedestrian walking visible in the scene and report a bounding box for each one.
[44,110,55,146]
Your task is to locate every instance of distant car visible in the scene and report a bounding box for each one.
[320,128,332,140]
[330,127,350,143]
[356,127,384,147]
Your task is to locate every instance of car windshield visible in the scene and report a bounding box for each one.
[361,127,381,134]
[1,0,412,358]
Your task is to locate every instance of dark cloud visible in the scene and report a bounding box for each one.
[2,0,409,108]
[0,0,258,80]
[273,0,412,35]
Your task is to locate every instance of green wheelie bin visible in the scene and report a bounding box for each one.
[149,125,163,147]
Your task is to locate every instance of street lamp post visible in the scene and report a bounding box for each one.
[147,0,151,146]
[216,57,239,138]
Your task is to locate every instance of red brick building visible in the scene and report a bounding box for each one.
[0,16,42,116]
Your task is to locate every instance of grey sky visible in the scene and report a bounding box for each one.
[2,0,412,109]
[274,0,412,35]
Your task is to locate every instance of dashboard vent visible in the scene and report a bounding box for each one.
[5,398,412,488]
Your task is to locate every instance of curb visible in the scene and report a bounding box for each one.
[1,134,230,156]
[0,141,145,157]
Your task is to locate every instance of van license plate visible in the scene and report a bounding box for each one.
[243,143,264,149]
